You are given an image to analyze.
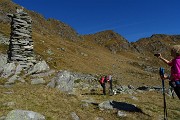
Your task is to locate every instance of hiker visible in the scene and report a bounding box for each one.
[105,75,113,95]
[155,45,180,99]
[99,76,106,95]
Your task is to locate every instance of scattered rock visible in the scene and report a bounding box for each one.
[6,75,19,84]
[98,100,114,110]
[30,69,55,78]
[117,111,127,117]
[95,117,104,120]
[27,60,50,75]
[0,54,7,67]
[48,70,97,93]
[31,78,45,85]
[1,63,16,78]
[3,102,15,108]
[52,70,74,93]
[0,116,6,120]
[71,112,80,120]
[5,110,45,120]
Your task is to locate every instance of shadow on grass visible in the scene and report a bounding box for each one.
[81,92,104,95]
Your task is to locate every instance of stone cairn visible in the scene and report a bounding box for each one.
[7,8,36,69]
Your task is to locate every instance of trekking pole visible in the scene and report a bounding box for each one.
[159,67,168,120]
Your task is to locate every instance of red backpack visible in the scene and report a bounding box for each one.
[100,76,105,84]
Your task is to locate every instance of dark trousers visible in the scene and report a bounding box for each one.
[169,81,180,99]
[174,86,180,99]
[109,80,113,91]
[100,81,113,95]
[100,83,106,95]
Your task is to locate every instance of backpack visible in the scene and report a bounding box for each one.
[99,76,105,84]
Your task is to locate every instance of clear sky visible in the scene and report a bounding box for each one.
[12,0,180,42]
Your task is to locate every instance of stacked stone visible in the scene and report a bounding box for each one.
[8,8,36,68]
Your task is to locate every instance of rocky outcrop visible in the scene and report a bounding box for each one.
[0,53,51,85]
[47,70,97,93]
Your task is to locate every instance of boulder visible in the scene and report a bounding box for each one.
[48,70,74,93]
[55,70,74,92]
[1,63,16,78]
[5,110,45,120]
[31,78,45,85]
[27,60,50,75]
[48,70,97,93]
[70,112,80,120]
[0,54,7,68]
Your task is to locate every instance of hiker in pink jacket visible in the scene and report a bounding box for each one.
[99,76,106,95]
[155,45,180,99]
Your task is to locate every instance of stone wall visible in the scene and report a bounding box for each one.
[7,8,36,68]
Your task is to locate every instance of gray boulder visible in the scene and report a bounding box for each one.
[98,100,114,110]
[14,64,23,75]
[6,75,19,84]
[117,111,127,117]
[1,63,16,78]
[47,70,97,93]
[55,70,74,92]
[31,78,45,85]
[70,112,80,120]
[48,70,74,93]
[0,54,7,68]
[5,110,45,120]
[27,60,50,75]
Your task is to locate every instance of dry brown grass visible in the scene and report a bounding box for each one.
[0,82,180,120]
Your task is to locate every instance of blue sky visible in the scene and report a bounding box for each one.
[12,0,180,42]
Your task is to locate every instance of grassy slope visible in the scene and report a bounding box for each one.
[0,82,180,120]
[0,0,180,119]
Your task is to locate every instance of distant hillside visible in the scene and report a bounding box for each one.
[132,34,180,58]
[83,30,136,53]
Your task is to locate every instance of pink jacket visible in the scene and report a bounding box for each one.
[100,77,105,84]
[168,56,180,81]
